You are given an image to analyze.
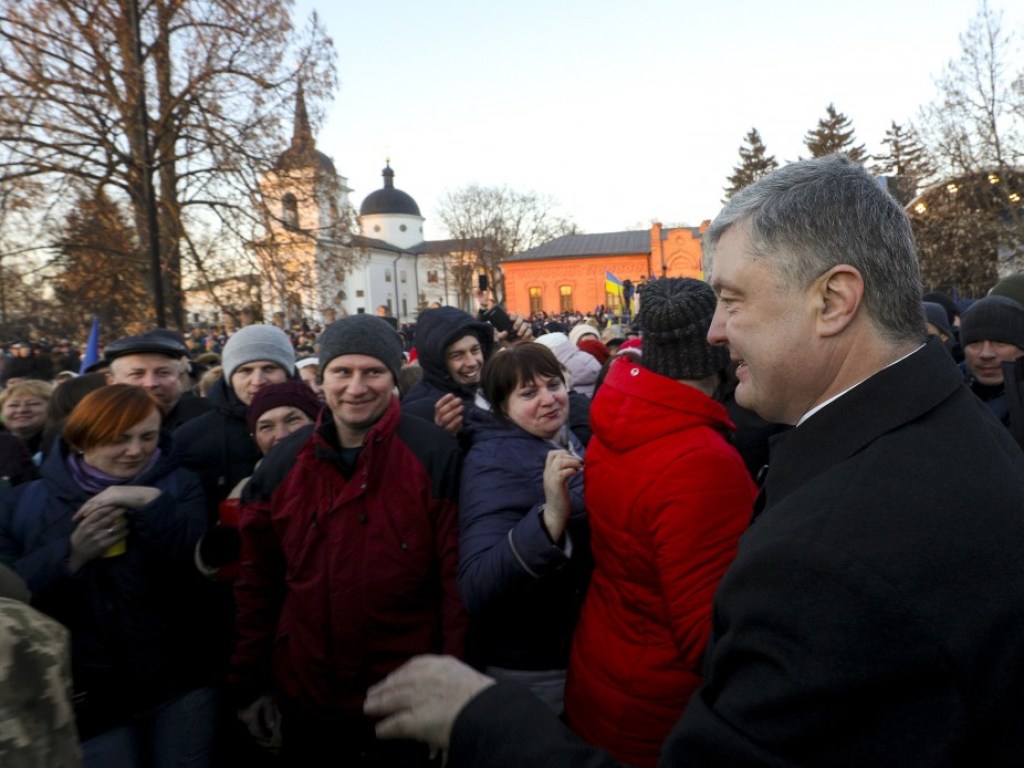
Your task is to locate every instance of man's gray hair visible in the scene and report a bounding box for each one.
[704,154,925,344]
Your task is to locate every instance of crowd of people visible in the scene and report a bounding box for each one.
[2,153,1024,768]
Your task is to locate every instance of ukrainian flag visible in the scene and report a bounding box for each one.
[605,271,624,297]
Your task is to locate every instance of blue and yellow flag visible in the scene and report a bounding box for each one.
[605,271,624,296]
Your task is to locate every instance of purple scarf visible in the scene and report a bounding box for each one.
[66,448,162,495]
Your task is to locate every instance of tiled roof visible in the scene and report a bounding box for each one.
[408,238,488,255]
[507,231,649,262]
[506,227,705,263]
[348,234,404,253]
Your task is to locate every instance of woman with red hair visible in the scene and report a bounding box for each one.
[0,383,211,767]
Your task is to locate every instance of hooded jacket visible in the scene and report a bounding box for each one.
[564,357,755,767]
[402,307,493,422]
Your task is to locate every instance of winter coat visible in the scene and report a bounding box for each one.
[230,397,466,718]
[402,307,493,423]
[172,376,262,520]
[0,437,208,739]
[458,409,590,671]
[565,358,755,768]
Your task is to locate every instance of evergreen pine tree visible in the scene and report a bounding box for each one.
[53,190,152,336]
[803,104,867,162]
[723,128,779,201]
[871,121,935,205]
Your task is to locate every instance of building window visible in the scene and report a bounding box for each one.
[529,286,543,315]
[385,271,392,282]
[605,290,623,314]
[427,270,439,284]
[281,193,299,229]
[402,298,408,316]
[559,285,573,313]
[400,224,407,232]
[400,270,407,284]
[356,290,365,298]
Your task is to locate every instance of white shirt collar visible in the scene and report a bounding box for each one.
[796,343,925,427]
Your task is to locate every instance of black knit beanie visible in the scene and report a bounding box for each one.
[960,295,1024,349]
[318,315,403,382]
[639,278,730,380]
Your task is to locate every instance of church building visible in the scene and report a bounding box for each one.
[196,87,481,326]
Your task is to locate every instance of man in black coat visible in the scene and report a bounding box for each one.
[363,155,1024,767]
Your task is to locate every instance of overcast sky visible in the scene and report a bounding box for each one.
[292,0,1023,237]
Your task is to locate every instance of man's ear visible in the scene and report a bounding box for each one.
[815,264,864,338]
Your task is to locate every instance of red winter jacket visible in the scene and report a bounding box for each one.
[230,397,466,717]
[565,359,755,768]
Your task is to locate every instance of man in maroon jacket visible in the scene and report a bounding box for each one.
[231,314,466,767]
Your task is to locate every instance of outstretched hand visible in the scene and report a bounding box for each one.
[364,655,494,754]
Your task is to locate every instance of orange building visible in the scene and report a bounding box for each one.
[502,222,709,317]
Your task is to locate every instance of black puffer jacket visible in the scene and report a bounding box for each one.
[172,376,262,521]
[402,307,493,423]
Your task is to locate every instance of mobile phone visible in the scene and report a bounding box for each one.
[482,305,517,339]
[478,273,489,292]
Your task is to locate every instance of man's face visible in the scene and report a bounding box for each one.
[445,335,485,386]
[231,360,288,405]
[708,226,821,425]
[322,354,395,445]
[964,340,1024,386]
[109,353,183,414]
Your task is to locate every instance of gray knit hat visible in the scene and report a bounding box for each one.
[318,315,403,382]
[960,295,1024,350]
[639,278,729,380]
[222,324,295,382]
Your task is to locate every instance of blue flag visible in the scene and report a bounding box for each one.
[79,316,99,374]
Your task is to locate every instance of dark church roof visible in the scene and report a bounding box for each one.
[506,227,702,262]
[359,164,421,217]
[275,82,336,174]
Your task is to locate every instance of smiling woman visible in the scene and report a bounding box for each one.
[0,379,53,456]
[0,383,212,767]
[456,342,590,715]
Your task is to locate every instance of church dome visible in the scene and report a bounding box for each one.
[276,144,336,174]
[360,164,421,216]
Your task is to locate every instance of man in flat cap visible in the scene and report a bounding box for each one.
[104,329,212,431]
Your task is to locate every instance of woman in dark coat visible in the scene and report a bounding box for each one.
[0,384,211,767]
[458,343,590,715]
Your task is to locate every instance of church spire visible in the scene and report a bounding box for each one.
[382,161,395,189]
[291,80,313,151]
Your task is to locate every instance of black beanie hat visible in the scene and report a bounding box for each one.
[960,295,1024,350]
[318,315,403,382]
[639,278,730,380]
